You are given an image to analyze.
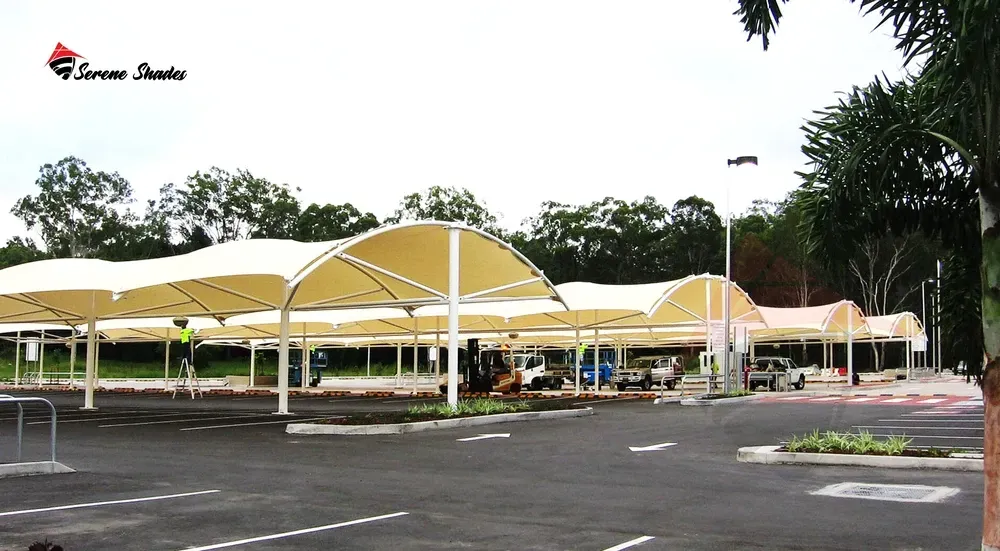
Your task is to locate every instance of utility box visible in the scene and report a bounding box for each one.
[699,351,715,375]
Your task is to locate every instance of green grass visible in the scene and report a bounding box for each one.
[782,430,946,456]
[0,355,419,381]
[407,398,531,417]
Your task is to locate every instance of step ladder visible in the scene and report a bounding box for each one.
[172,358,202,399]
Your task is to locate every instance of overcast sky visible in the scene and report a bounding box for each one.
[0,1,907,243]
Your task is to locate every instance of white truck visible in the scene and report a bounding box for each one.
[508,353,571,391]
[747,356,810,390]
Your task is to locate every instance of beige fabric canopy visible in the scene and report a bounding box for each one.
[82,317,224,342]
[746,301,871,342]
[865,312,925,339]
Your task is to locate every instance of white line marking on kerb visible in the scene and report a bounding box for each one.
[0,490,220,517]
[176,511,409,550]
[100,415,259,428]
[180,417,340,431]
[602,535,655,550]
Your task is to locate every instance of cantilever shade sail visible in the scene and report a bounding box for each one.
[0,221,562,324]
[80,317,224,342]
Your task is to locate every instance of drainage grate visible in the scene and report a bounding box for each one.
[810,482,959,503]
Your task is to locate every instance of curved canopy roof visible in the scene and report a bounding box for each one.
[747,301,871,342]
[865,312,925,339]
[0,221,562,325]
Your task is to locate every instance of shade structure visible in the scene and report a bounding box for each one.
[746,301,871,342]
[0,221,562,410]
[0,323,75,335]
[865,312,925,339]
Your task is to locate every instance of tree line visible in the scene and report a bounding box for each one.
[0,155,950,369]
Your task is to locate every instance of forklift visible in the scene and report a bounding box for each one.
[438,338,522,394]
[288,348,327,387]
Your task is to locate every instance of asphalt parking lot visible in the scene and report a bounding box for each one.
[0,391,985,550]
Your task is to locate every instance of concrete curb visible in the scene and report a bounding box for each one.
[680,394,764,406]
[652,396,686,405]
[286,406,593,435]
[737,445,983,471]
[0,461,75,479]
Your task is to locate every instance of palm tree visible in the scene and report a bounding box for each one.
[732,1,999,547]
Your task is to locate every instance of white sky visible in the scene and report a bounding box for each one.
[0,0,906,243]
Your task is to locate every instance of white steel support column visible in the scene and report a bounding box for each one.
[434,318,441,383]
[164,339,171,390]
[69,330,77,387]
[249,342,256,387]
[38,331,45,388]
[413,327,419,393]
[574,322,581,396]
[446,226,460,408]
[705,278,712,360]
[935,260,942,372]
[593,328,600,392]
[14,331,20,388]
[906,316,913,380]
[83,316,97,410]
[366,346,371,377]
[847,309,854,386]
[396,343,402,387]
[276,306,291,415]
[301,336,310,389]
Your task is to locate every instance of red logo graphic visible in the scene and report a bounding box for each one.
[46,42,85,80]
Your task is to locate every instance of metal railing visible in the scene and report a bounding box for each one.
[660,374,722,401]
[0,395,57,463]
[746,371,790,392]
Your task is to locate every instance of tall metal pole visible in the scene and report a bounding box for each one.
[164,339,171,390]
[446,226,460,408]
[723,182,732,393]
[936,259,942,373]
[14,330,20,388]
[83,314,97,410]
[276,304,291,414]
[574,312,581,397]
[921,280,928,369]
[847,303,854,386]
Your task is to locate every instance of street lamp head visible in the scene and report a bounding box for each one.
[727,156,758,167]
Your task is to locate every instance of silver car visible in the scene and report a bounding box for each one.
[612,356,683,391]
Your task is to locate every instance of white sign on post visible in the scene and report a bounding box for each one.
[911,336,927,352]
[25,341,39,362]
[710,326,726,351]
[428,347,438,362]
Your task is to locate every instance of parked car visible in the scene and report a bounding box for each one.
[612,355,683,391]
[746,356,810,390]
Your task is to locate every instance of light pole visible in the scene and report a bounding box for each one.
[936,259,943,373]
[921,278,935,369]
[724,155,758,393]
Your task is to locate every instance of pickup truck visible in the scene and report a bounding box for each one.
[612,355,683,391]
[747,356,810,390]
[508,353,572,390]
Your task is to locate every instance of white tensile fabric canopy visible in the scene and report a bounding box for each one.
[745,301,871,342]
[865,312,925,339]
[0,221,563,410]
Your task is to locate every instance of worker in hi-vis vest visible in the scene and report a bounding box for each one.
[179,326,194,365]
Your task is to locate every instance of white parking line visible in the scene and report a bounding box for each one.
[866,434,983,439]
[602,535,655,550]
[0,489,220,517]
[28,412,223,426]
[854,425,983,431]
[176,511,409,550]
[180,417,341,431]
[847,397,877,402]
[879,398,912,403]
[100,415,261,428]
[917,398,948,404]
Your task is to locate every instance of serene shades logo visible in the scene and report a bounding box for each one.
[46,42,187,81]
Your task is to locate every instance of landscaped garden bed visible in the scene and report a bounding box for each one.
[696,390,755,400]
[315,397,586,425]
[779,430,965,458]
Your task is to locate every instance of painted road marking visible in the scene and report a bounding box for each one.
[854,425,983,431]
[603,535,656,550]
[629,442,677,452]
[99,415,260,428]
[176,511,409,551]
[879,419,981,423]
[180,417,341,431]
[28,412,222,426]
[880,398,912,403]
[918,398,948,404]
[904,412,981,416]
[457,433,511,442]
[0,490,220,517]
[810,397,842,402]
[777,396,810,401]
[847,397,877,402]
